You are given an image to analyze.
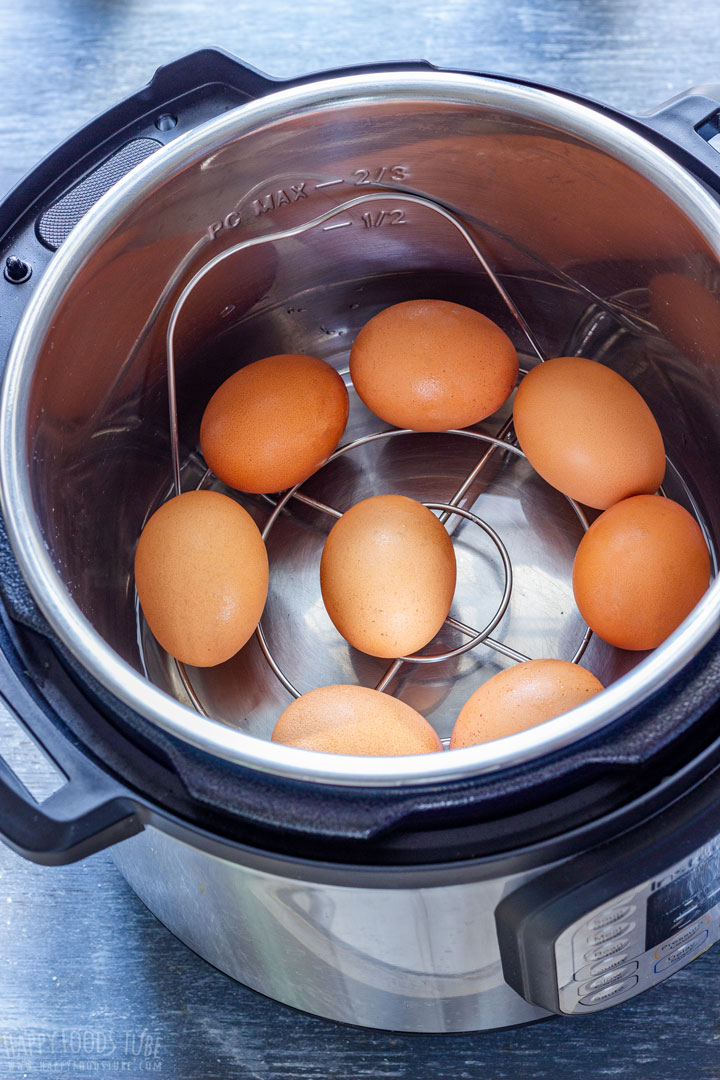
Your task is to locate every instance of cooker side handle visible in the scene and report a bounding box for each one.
[0,751,141,867]
[640,85,720,189]
[0,631,144,865]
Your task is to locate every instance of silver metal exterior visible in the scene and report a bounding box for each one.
[110,794,720,1031]
[2,73,720,785]
[111,826,552,1033]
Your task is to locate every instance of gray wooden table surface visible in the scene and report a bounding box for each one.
[2,1,720,1077]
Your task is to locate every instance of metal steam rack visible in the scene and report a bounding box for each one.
[161,190,596,718]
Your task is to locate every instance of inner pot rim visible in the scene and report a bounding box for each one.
[2,70,720,788]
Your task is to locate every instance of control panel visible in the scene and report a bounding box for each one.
[495,767,720,1015]
[555,833,720,1012]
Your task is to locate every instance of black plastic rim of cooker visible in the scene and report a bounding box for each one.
[2,49,720,873]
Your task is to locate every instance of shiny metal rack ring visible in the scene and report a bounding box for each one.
[163,189,593,711]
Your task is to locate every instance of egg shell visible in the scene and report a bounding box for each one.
[320,494,457,658]
[200,353,349,494]
[134,490,268,667]
[572,494,711,651]
[271,684,443,756]
[450,659,604,748]
[349,299,519,431]
[513,356,666,510]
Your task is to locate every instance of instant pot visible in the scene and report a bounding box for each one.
[2,48,720,1032]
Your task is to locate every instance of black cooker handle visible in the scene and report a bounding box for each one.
[640,84,720,191]
[0,747,141,867]
[0,49,270,246]
[0,625,144,865]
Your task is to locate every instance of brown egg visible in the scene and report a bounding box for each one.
[320,494,457,658]
[349,299,518,431]
[572,494,711,651]
[450,660,604,747]
[134,490,268,667]
[513,356,666,510]
[200,354,349,493]
[649,272,720,367]
[271,684,443,755]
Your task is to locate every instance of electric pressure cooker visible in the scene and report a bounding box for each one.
[2,48,720,1033]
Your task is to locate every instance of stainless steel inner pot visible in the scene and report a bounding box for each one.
[3,72,720,786]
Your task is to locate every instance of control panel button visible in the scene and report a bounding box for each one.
[588,921,634,945]
[579,975,638,1006]
[654,914,710,959]
[584,938,630,963]
[577,961,639,997]
[653,929,708,974]
[574,951,636,981]
[589,951,635,977]
[588,905,636,930]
